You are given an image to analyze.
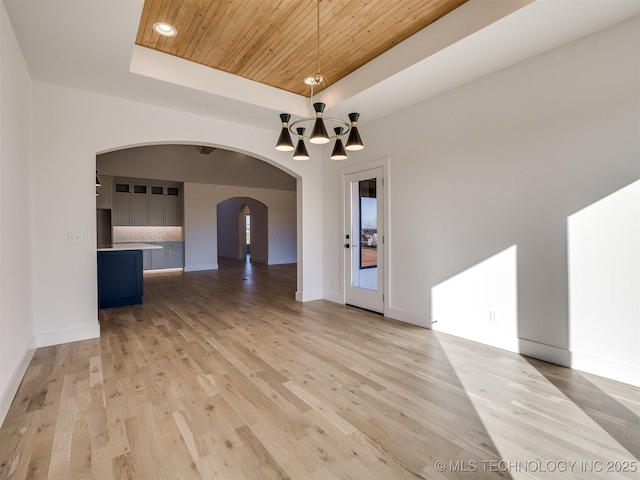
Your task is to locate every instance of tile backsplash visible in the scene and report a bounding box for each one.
[113,226,183,243]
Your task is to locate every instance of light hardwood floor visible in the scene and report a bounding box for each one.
[1,259,638,479]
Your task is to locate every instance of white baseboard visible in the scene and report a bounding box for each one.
[268,258,297,265]
[323,290,343,304]
[434,324,522,353]
[0,345,36,427]
[295,290,323,302]
[571,350,639,387]
[517,338,572,367]
[385,306,431,328]
[31,322,100,349]
[1,323,99,426]
[421,327,638,387]
[517,340,639,387]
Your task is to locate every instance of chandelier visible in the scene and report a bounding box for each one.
[275,0,364,160]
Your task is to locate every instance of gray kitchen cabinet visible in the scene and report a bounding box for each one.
[164,196,182,226]
[149,185,182,226]
[113,195,131,225]
[149,196,165,225]
[113,179,181,226]
[130,195,149,225]
[147,242,184,270]
[165,243,184,268]
[142,249,151,270]
[113,193,149,225]
[150,248,166,269]
[114,181,148,195]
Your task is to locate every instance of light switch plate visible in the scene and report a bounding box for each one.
[67,232,83,244]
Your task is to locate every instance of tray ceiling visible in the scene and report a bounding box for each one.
[136,0,469,96]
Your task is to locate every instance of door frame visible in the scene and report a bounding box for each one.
[340,158,390,315]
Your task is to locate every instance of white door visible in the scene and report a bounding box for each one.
[344,167,384,313]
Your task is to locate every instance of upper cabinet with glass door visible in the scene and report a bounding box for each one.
[113,178,182,226]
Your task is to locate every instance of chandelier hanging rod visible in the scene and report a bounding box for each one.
[315,0,320,76]
[274,0,364,160]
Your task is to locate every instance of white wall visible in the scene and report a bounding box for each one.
[0,1,35,422]
[322,17,640,384]
[432,246,519,352]
[185,185,296,271]
[217,198,243,260]
[568,180,639,385]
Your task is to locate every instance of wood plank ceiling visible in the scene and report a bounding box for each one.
[136,0,469,96]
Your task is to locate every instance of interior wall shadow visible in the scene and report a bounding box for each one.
[522,357,640,460]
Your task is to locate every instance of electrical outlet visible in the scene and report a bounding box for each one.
[489,310,498,323]
[67,232,83,244]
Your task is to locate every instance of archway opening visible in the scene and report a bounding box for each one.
[96,143,299,294]
[217,197,269,265]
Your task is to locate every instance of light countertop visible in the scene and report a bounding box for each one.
[97,243,163,252]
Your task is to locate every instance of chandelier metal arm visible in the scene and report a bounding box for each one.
[289,116,350,139]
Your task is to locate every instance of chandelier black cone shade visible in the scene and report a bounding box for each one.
[275,114,294,151]
[293,128,310,160]
[309,103,330,144]
[330,127,347,160]
[345,113,364,151]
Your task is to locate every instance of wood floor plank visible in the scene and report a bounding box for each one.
[2,258,639,479]
[0,413,41,480]
[234,425,293,480]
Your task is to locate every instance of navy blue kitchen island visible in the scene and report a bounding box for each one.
[97,243,161,309]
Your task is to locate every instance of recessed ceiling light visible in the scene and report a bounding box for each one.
[153,22,177,37]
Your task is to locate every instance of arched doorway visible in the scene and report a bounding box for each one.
[217,197,268,264]
[96,143,304,296]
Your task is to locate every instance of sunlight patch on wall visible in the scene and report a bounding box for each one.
[431,245,518,351]
[568,180,640,386]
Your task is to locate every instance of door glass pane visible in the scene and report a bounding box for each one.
[352,178,377,291]
[359,180,377,269]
